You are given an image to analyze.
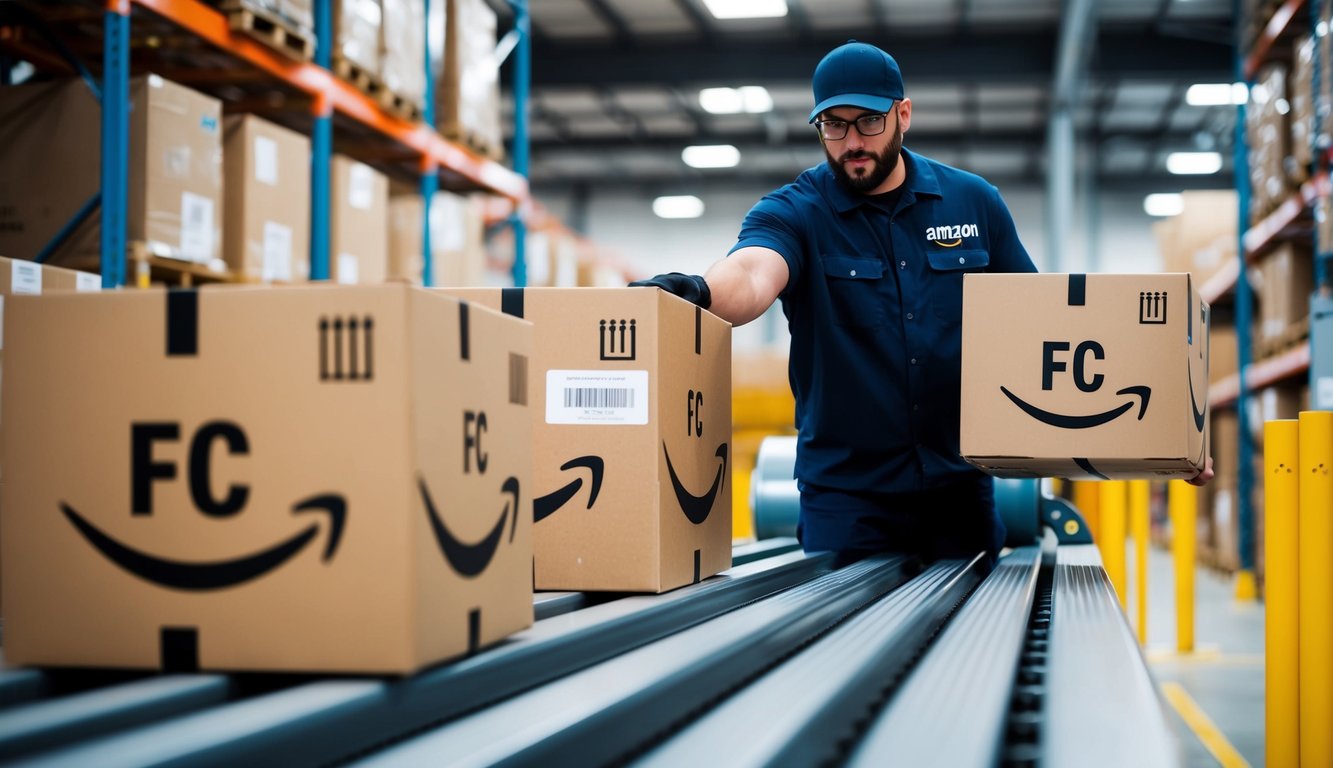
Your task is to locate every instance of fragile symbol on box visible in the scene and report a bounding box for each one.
[1139,291,1167,324]
[599,318,636,361]
[319,315,374,381]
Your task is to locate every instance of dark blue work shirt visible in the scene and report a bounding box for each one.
[730,149,1037,495]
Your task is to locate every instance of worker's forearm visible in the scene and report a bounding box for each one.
[702,251,786,326]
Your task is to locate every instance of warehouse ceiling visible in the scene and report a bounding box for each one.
[485,0,1240,196]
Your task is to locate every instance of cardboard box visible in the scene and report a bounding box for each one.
[1152,190,1237,286]
[336,0,382,75]
[437,0,503,156]
[222,115,310,283]
[331,155,388,285]
[961,273,1210,480]
[1209,323,1239,385]
[381,0,426,104]
[2,284,533,673]
[1256,242,1314,341]
[0,77,223,268]
[388,189,485,287]
[441,287,732,593]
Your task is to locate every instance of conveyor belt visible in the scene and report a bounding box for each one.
[0,534,1179,766]
[1043,544,1179,767]
[355,555,915,767]
[635,555,986,767]
[2,548,831,767]
[848,545,1042,767]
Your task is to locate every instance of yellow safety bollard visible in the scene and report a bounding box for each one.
[1129,479,1150,645]
[1265,419,1299,768]
[1073,480,1101,543]
[1299,410,1333,767]
[1099,480,1128,610]
[1169,479,1196,653]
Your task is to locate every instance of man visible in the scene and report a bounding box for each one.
[633,41,1209,567]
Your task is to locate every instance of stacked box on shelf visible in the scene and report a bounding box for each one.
[380,0,426,112]
[1254,241,1315,346]
[223,115,311,283]
[0,77,223,272]
[1247,64,1293,224]
[387,188,486,287]
[331,155,389,284]
[1151,190,1237,285]
[336,0,382,78]
[438,0,504,158]
[282,0,314,32]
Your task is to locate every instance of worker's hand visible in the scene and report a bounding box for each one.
[629,272,712,310]
[1186,455,1214,487]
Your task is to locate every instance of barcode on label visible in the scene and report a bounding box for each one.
[563,387,634,409]
[546,369,649,425]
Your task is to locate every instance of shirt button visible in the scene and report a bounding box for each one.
[913,404,920,411]
[911,358,917,365]
[906,312,914,320]
[899,260,906,268]
[958,257,966,264]
[850,269,857,276]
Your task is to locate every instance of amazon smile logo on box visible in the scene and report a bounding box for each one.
[960,273,1209,481]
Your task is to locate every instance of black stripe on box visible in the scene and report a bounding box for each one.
[161,627,199,672]
[459,301,470,361]
[468,608,481,655]
[1073,457,1109,480]
[501,287,524,318]
[694,306,702,355]
[693,549,701,584]
[166,289,198,356]
[1067,274,1086,307]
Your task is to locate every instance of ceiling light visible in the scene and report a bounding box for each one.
[699,86,773,114]
[682,144,741,168]
[1143,193,1184,217]
[739,86,773,113]
[1166,151,1223,175]
[1186,82,1248,106]
[653,195,705,219]
[700,0,788,19]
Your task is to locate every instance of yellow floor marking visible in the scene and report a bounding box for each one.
[1160,681,1251,768]
[1146,647,1263,666]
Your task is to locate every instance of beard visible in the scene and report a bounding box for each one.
[825,121,904,193]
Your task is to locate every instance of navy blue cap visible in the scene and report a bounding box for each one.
[808,41,904,123]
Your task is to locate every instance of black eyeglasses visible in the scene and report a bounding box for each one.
[814,112,889,141]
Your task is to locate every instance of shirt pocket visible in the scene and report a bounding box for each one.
[928,249,990,326]
[822,255,886,329]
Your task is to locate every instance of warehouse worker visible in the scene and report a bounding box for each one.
[632,41,1212,568]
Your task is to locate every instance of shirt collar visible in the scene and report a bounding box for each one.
[821,148,943,214]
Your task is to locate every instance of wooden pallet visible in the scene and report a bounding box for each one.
[222,0,314,63]
[333,56,386,99]
[441,125,505,162]
[129,242,235,288]
[377,88,424,124]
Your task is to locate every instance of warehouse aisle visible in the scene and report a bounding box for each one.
[1129,543,1264,767]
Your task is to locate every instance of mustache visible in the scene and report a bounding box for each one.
[838,149,876,163]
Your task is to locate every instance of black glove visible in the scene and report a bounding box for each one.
[628,272,712,309]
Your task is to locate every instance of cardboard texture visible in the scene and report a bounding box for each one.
[331,155,388,285]
[222,115,311,283]
[2,284,533,673]
[0,256,101,480]
[441,287,733,593]
[960,273,1210,480]
[0,77,222,268]
[381,0,426,103]
[387,190,485,287]
[336,0,382,74]
[1255,242,1314,341]
[438,0,503,155]
[1151,190,1237,286]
